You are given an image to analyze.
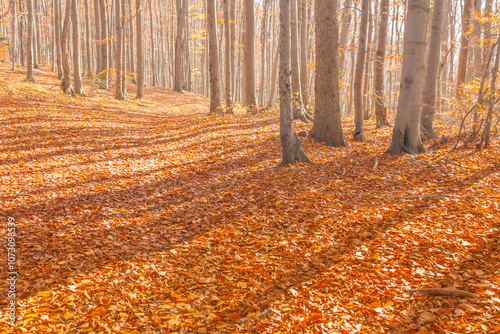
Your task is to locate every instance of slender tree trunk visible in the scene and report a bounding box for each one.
[472,0,483,79]
[94,0,101,75]
[11,0,16,70]
[61,0,74,94]
[279,0,310,165]
[148,0,156,86]
[309,0,347,147]
[84,0,92,78]
[339,0,352,68]
[353,0,369,141]
[244,0,257,108]
[457,0,472,93]
[421,0,445,138]
[374,0,390,128]
[223,0,233,111]
[230,0,236,101]
[72,0,85,95]
[386,0,430,156]
[207,0,222,114]
[299,0,308,107]
[115,0,124,99]
[363,6,373,120]
[26,0,35,82]
[258,0,269,106]
[136,0,144,98]
[33,0,40,69]
[290,0,305,119]
[99,0,109,89]
[174,0,186,92]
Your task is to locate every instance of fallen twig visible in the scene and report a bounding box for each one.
[408,288,482,299]
[369,178,402,187]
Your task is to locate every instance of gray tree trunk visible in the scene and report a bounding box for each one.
[299,0,308,107]
[244,0,257,108]
[386,0,430,156]
[94,0,101,75]
[99,0,109,89]
[136,0,144,98]
[308,0,347,147]
[374,0,390,128]
[115,0,124,99]
[223,0,233,112]
[84,0,92,77]
[421,0,445,138]
[26,0,35,82]
[353,0,369,141]
[61,0,74,94]
[279,0,311,165]
[207,0,222,114]
[72,0,85,95]
[174,0,186,92]
[456,0,472,93]
[11,0,16,70]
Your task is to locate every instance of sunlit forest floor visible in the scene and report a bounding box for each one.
[1,64,499,333]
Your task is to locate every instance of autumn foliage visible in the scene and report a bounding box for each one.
[1,66,500,333]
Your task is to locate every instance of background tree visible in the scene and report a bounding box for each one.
[61,0,74,94]
[136,0,144,99]
[115,0,124,99]
[352,0,369,141]
[374,0,390,128]
[421,0,445,138]
[26,0,35,82]
[174,0,186,93]
[223,0,233,112]
[456,0,472,93]
[206,0,222,114]
[386,0,430,155]
[243,0,257,109]
[308,0,347,147]
[71,0,85,95]
[279,0,310,165]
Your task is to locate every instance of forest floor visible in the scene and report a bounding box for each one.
[1,65,500,333]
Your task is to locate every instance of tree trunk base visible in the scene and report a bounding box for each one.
[352,130,366,142]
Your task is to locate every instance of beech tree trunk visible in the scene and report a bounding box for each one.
[206,0,222,114]
[84,0,92,78]
[299,0,308,107]
[99,0,109,89]
[72,0,85,95]
[174,0,186,92]
[61,0,74,94]
[386,0,430,156]
[244,0,257,108]
[11,0,16,70]
[26,0,35,82]
[136,0,144,98]
[353,0,369,141]
[308,0,347,147]
[290,0,305,119]
[456,0,472,93]
[223,0,233,112]
[374,0,390,128]
[279,0,311,165]
[115,0,124,99]
[421,0,445,138]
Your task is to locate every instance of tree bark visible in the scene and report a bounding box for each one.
[26,0,35,82]
[84,0,92,78]
[11,0,16,70]
[308,0,347,147]
[386,0,430,156]
[290,0,306,119]
[353,0,369,141]
[115,0,124,99]
[279,0,311,165]
[421,0,445,138]
[99,0,109,89]
[223,0,233,112]
[94,0,101,75]
[244,0,257,108]
[72,0,85,95]
[456,0,472,93]
[374,0,390,128]
[299,0,308,107]
[136,0,144,98]
[207,0,222,114]
[174,0,186,92]
[61,0,74,94]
